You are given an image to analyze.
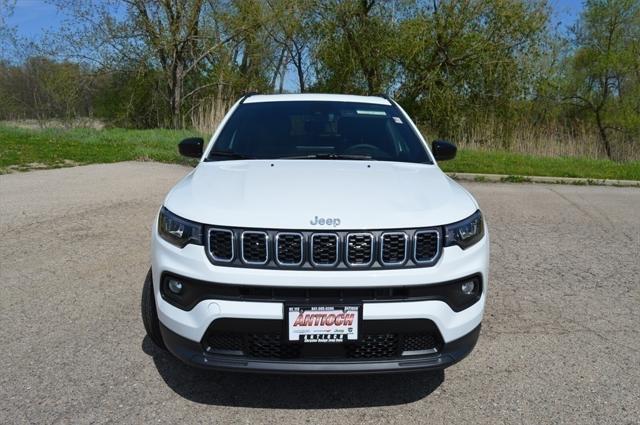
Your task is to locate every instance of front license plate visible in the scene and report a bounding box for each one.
[287,306,359,343]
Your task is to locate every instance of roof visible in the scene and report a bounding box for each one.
[242,93,391,105]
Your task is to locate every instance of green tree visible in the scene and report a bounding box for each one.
[312,0,400,94]
[394,0,548,142]
[0,57,94,124]
[565,0,640,159]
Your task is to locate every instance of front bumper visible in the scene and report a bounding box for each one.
[151,224,489,373]
[159,321,481,374]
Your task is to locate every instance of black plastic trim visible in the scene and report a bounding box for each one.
[239,92,259,103]
[159,322,481,374]
[158,271,483,313]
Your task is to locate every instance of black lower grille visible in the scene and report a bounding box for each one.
[202,319,443,361]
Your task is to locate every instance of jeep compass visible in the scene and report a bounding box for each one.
[141,93,489,373]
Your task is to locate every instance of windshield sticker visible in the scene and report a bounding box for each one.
[356,110,386,116]
[392,116,403,124]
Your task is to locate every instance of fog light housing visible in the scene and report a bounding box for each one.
[168,278,183,294]
[461,280,475,295]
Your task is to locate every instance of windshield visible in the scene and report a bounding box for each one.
[207,101,432,164]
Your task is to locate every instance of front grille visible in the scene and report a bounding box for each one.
[241,231,268,264]
[346,334,399,359]
[346,233,374,266]
[381,232,407,265]
[276,233,303,265]
[414,231,439,263]
[311,234,338,266]
[209,229,234,261]
[205,227,443,270]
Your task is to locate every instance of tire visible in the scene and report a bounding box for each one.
[141,269,166,349]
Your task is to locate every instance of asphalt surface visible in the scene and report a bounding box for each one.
[1,162,639,424]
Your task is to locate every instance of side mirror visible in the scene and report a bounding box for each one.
[178,137,204,158]
[431,140,457,161]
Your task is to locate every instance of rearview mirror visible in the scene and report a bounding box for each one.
[431,140,457,161]
[178,137,204,158]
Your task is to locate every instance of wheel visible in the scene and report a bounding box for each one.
[141,268,166,349]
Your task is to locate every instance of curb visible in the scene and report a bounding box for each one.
[446,172,640,188]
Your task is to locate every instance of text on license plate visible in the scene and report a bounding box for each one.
[287,306,359,342]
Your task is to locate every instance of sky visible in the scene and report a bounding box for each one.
[6,0,65,38]
[6,0,585,41]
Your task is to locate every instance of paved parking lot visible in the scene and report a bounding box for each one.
[1,162,639,424]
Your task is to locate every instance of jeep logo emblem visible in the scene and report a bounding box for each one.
[310,216,341,227]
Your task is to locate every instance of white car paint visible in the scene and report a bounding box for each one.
[164,160,478,229]
[151,93,490,371]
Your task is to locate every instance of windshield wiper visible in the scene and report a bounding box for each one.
[279,153,373,160]
[207,150,253,160]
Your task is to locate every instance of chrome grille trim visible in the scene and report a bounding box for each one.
[345,233,375,267]
[310,233,339,267]
[413,230,441,264]
[204,226,443,270]
[380,232,409,266]
[240,231,269,265]
[275,232,304,266]
[208,228,235,262]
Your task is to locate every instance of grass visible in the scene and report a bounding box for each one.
[439,150,640,181]
[1,125,639,181]
[0,126,201,173]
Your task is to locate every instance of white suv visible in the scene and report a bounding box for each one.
[141,93,489,373]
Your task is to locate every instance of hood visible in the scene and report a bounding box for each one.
[164,160,478,229]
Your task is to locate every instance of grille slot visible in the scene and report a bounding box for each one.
[310,233,339,266]
[209,229,234,262]
[414,230,440,263]
[346,334,399,359]
[241,231,269,264]
[204,333,243,354]
[346,233,374,266]
[401,333,439,355]
[247,333,301,359]
[275,233,303,265]
[380,232,408,265]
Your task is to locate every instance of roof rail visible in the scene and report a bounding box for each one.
[239,92,259,104]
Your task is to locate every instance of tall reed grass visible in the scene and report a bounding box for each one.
[420,118,639,162]
[190,94,234,136]
[190,98,639,162]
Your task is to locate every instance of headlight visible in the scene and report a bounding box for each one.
[158,207,203,248]
[444,210,484,249]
